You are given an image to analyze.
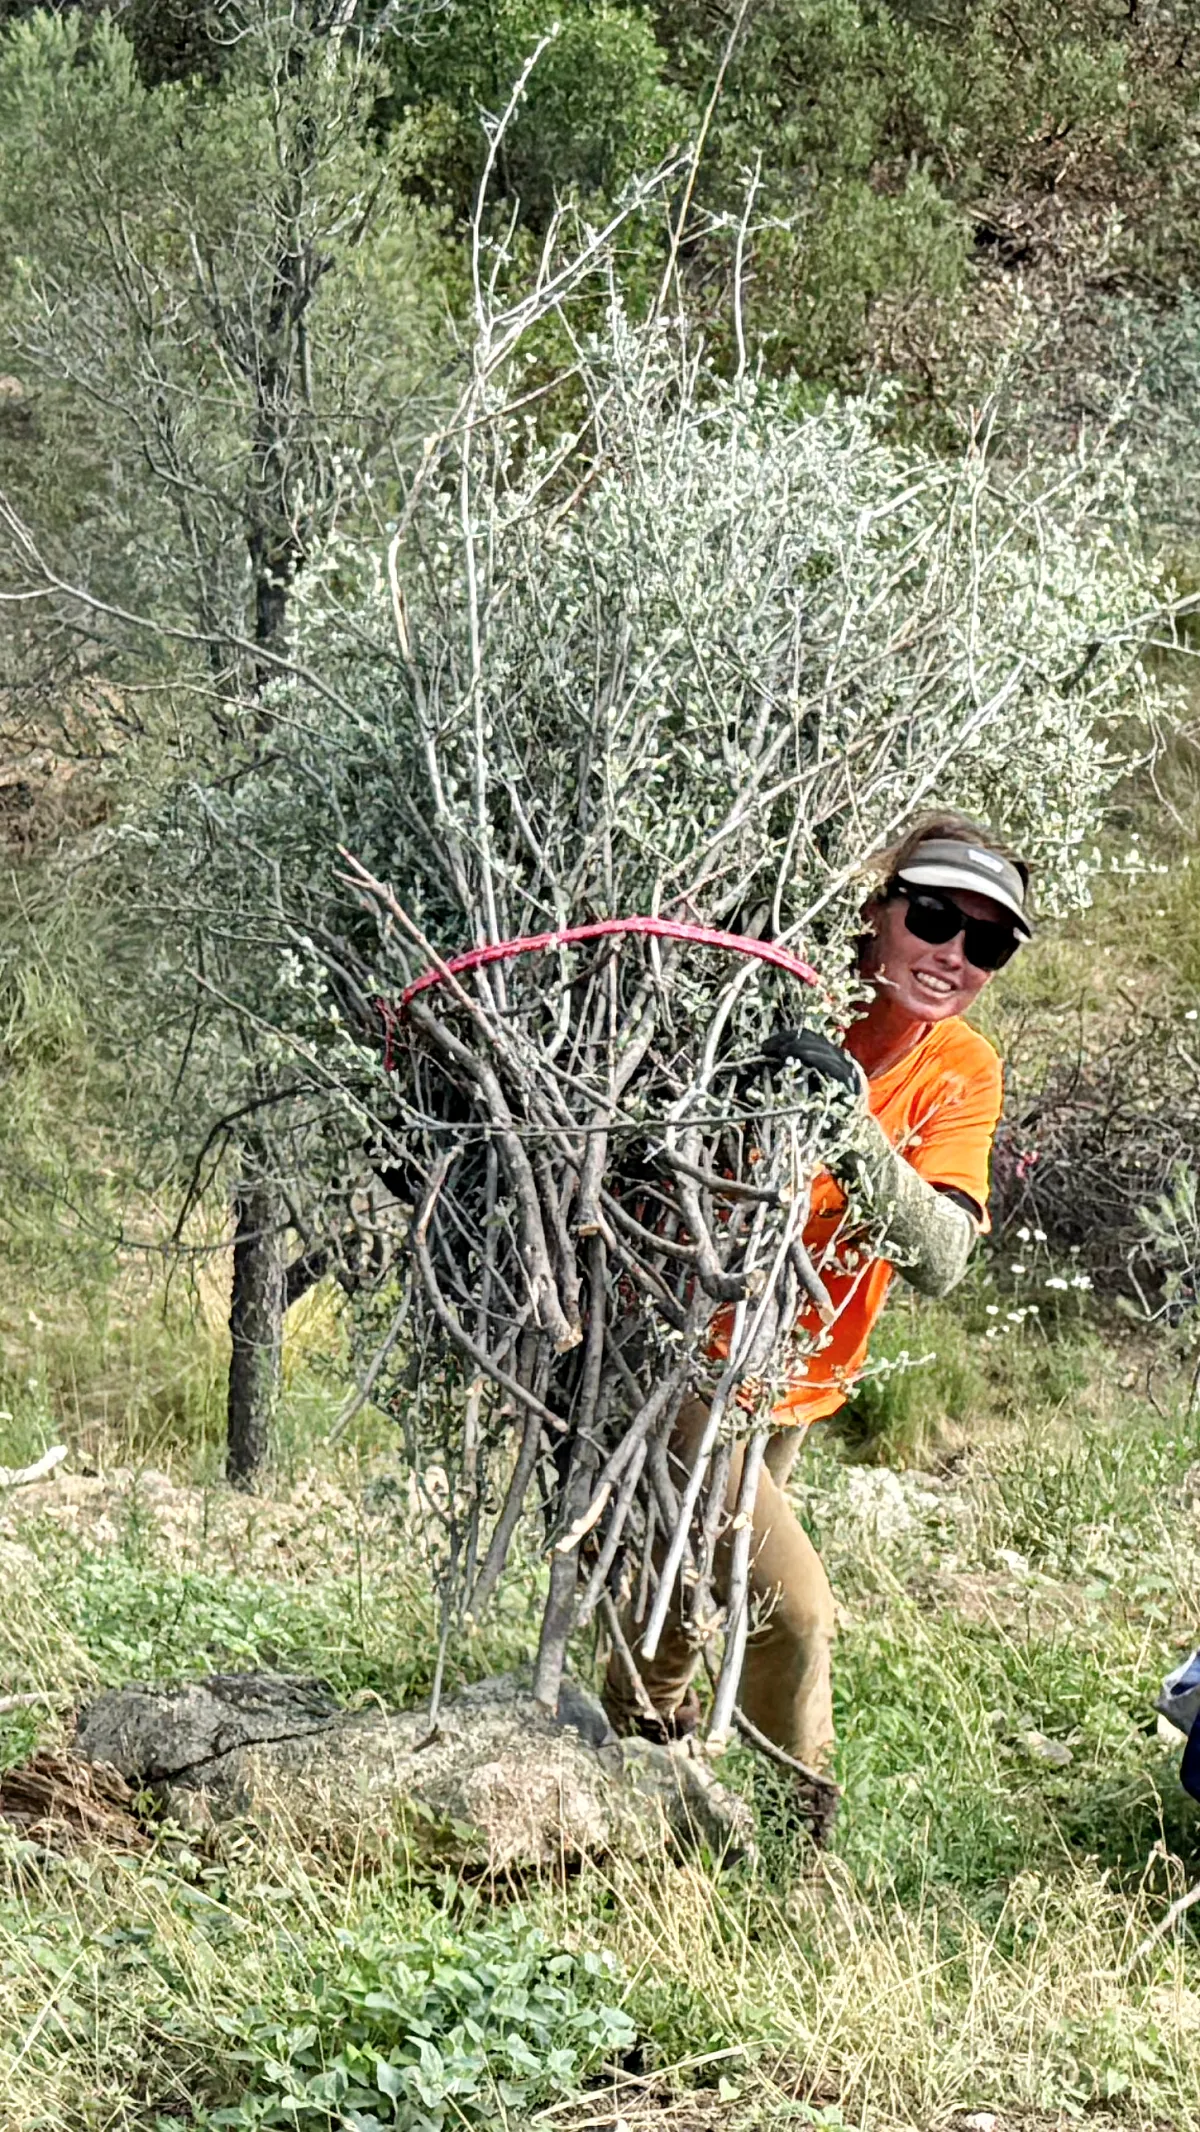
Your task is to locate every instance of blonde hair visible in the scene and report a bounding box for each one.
[862,809,1031,902]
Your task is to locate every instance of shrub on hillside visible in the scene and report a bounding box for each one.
[995,1000,1200,1307]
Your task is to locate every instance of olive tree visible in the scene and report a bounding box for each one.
[0,0,449,1479]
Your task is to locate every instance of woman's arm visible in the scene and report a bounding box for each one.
[829,1109,978,1298]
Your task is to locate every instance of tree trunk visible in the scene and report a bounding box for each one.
[224,107,319,1484]
[226,1166,285,1488]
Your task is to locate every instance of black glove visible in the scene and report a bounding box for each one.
[760,1027,862,1096]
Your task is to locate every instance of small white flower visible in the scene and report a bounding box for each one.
[986,1304,1000,1316]
[1045,1276,1069,1291]
[1071,1273,1093,1291]
[1034,1229,1047,1242]
[1017,1226,1031,1242]
[1010,1264,1026,1276]
[1186,1010,1198,1023]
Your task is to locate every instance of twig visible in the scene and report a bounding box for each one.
[731,1702,841,1801]
[328,1290,411,1440]
[708,1428,768,1744]
[598,1589,658,1722]
[466,1405,547,1617]
[574,1439,647,1628]
[0,1446,67,1489]
[1130,1880,1200,1967]
[412,1164,566,1433]
[639,1390,728,1662]
[651,0,754,322]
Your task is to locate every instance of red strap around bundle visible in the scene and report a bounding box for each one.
[379,916,817,1069]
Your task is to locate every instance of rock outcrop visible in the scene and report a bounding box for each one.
[74,1671,755,1872]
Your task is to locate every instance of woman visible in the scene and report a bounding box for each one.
[603,811,1032,1771]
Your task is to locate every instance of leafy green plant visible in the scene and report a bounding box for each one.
[210,1916,636,2129]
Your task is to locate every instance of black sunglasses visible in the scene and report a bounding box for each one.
[889,882,1021,972]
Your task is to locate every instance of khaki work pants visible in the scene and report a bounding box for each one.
[602,1399,836,1765]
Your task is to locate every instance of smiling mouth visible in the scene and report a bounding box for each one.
[913,970,956,998]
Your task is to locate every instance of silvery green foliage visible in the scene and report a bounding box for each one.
[265,309,1161,1017]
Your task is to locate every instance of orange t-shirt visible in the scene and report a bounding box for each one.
[767,1016,1003,1422]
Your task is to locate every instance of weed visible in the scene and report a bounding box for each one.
[209,1915,635,2128]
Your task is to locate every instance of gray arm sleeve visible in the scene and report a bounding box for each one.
[830,1108,978,1299]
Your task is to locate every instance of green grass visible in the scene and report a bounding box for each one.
[1,1301,1198,2129]
[1,866,1199,2128]
[837,1292,989,1466]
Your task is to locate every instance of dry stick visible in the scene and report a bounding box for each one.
[459,1140,500,1599]
[466,1406,546,1619]
[571,1364,694,1628]
[427,1580,456,1730]
[789,1237,835,1325]
[408,997,579,1353]
[639,1388,729,1662]
[569,1359,694,1531]
[646,1432,685,1535]
[689,1437,733,1641]
[412,1201,564,1435]
[598,1220,690,1330]
[533,1234,608,1707]
[0,1692,57,1715]
[533,1428,597,1706]
[552,1487,612,1556]
[672,1166,747,1301]
[409,1011,575,1344]
[1130,1880,1200,1967]
[729,1702,842,1801]
[599,1188,702,1266]
[577,964,660,1232]
[660,1149,779,1205]
[637,1182,781,1663]
[599,1590,659,1724]
[575,1440,649,1629]
[676,1174,808,1685]
[575,1119,609,1238]
[534,1145,583,1337]
[707,1427,770,1747]
[784,1166,834,1324]
[633,1498,658,1626]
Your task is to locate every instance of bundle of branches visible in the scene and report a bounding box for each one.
[344,869,856,1737]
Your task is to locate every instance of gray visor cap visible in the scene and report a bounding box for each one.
[895,838,1032,937]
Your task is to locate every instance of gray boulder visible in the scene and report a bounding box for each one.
[75,1671,754,1873]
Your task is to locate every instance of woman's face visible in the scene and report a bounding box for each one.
[859,887,1009,1022]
